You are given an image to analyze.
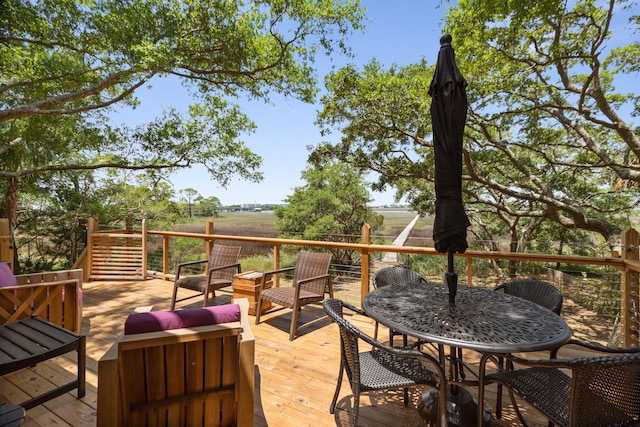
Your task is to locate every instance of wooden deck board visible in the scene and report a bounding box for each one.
[0,278,578,426]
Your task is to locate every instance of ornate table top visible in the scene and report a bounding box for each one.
[363,281,571,353]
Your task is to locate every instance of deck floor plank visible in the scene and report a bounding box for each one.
[0,278,574,426]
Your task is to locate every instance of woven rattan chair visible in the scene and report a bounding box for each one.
[372,266,429,347]
[492,279,564,419]
[255,250,333,340]
[170,244,241,310]
[477,339,640,427]
[493,279,563,315]
[322,298,446,427]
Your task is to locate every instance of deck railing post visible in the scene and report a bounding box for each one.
[0,218,13,270]
[361,223,371,304]
[141,219,147,279]
[162,234,170,280]
[87,217,98,279]
[273,244,280,288]
[621,228,640,346]
[205,219,214,259]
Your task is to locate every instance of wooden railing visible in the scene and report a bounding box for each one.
[3,216,638,346]
[84,217,640,346]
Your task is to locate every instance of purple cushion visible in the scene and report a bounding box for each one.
[124,304,241,335]
[0,263,17,288]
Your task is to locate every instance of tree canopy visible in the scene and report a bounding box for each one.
[314,0,639,255]
[1,0,365,269]
[275,162,383,265]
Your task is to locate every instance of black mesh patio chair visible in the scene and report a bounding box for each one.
[322,298,447,427]
[493,279,563,315]
[477,339,640,427]
[492,279,564,418]
[372,266,429,347]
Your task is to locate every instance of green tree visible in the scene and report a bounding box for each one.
[314,1,639,258]
[194,195,222,217]
[1,0,364,265]
[275,162,384,265]
[180,188,200,218]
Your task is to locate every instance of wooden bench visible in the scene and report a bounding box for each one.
[0,315,86,409]
[0,269,85,410]
[97,298,255,427]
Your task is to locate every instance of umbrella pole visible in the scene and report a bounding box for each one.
[445,249,457,304]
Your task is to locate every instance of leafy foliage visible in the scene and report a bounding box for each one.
[1,0,365,269]
[314,0,639,257]
[275,162,384,265]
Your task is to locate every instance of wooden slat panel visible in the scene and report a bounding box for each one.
[145,346,166,426]
[1,274,82,333]
[119,348,146,427]
[204,336,223,427]
[47,285,63,327]
[165,342,185,426]
[185,341,204,426]
[221,334,238,426]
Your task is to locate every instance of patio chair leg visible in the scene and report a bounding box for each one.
[170,284,179,310]
[255,297,263,325]
[202,287,209,307]
[352,387,360,427]
[330,361,344,414]
[289,302,300,340]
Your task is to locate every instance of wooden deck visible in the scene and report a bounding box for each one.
[1,278,569,426]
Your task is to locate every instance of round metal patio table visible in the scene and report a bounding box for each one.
[362,280,572,426]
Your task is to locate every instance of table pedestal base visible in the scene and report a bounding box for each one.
[418,385,493,426]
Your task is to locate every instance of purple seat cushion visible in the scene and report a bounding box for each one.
[124,304,241,335]
[0,263,17,288]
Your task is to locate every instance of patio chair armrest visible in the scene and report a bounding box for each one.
[338,300,367,316]
[207,262,241,274]
[175,259,207,279]
[296,273,331,286]
[562,338,640,354]
[258,266,295,290]
[262,266,295,277]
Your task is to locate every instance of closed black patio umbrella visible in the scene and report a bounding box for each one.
[420,35,488,426]
[429,34,471,304]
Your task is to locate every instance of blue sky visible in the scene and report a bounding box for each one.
[111,1,451,206]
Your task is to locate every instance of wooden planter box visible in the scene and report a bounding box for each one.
[232,271,272,315]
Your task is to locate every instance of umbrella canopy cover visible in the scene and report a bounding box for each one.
[429,34,471,254]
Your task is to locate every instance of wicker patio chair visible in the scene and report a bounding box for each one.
[255,250,333,340]
[322,298,447,427]
[477,339,640,427]
[170,244,241,310]
[493,279,563,315]
[372,266,429,347]
[492,279,564,418]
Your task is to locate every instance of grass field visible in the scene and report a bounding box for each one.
[169,208,431,255]
[175,208,427,236]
